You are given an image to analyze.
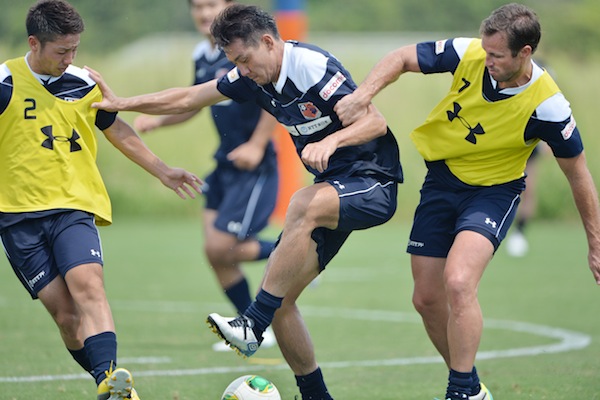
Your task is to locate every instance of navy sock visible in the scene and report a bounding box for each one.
[84,331,117,385]
[68,347,93,376]
[256,240,275,260]
[447,368,474,398]
[471,366,481,394]
[295,367,334,400]
[224,277,252,314]
[244,289,283,337]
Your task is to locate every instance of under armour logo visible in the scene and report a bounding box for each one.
[333,180,346,189]
[41,126,82,152]
[485,217,497,228]
[446,102,485,144]
[458,78,471,93]
[90,249,101,257]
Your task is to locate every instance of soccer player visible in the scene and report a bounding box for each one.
[0,1,202,399]
[335,3,600,400]
[132,0,279,352]
[87,5,403,399]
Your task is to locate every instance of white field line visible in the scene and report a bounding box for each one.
[0,303,590,383]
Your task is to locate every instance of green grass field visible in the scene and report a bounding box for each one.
[1,217,598,399]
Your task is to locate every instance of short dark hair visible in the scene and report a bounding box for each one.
[26,0,84,45]
[480,3,541,56]
[211,4,280,48]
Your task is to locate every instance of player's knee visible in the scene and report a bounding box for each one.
[412,292,430,316]
[285,190,326,229]
[205,246,231,267]
[205,239,235,266]
[444,276,477,307]
[77,281,106,304]
[54,309,81,339]
[412,289,444,316]
[286,192,310,221]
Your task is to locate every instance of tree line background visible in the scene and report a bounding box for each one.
[1,0,599,58]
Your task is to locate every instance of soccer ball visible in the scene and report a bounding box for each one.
[221,375,281,400]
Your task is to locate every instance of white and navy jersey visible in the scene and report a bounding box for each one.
[0,60,117,130]
[192,40,276,170]
[216,41,402,183]
[416,38,583,159]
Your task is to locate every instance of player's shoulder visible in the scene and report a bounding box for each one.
[283,41,332,91]
[0,63,12,114]
[287,41,329,67]
[531,64,571,122]
[421,37,475,57]
[64,64,97,86]
[0,63,10,81]
[451,37,477,58]
[535,92,572,123]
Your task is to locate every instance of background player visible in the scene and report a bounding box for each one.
[132,0,279,352]
[0,1,201,398]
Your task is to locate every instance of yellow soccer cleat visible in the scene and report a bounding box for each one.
[97,367,140,400]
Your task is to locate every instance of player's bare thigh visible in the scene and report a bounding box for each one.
[285,182,340,231]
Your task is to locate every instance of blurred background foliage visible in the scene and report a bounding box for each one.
[1,0,600,58]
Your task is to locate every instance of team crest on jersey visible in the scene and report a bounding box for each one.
[227,67,240,83]
[298,102,322,119]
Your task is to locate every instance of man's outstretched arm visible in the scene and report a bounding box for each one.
[86,66,228,115]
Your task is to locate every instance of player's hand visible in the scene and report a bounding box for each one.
[134,115,160,133]
[227,141,265,171]
[85,66,123,112]
[334,91,370,127]
[301,136,338,173]
[160,168,203,199]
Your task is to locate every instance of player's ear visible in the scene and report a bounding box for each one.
[28,35,40,52]
[520,44,533,58]
[261,34,275,50]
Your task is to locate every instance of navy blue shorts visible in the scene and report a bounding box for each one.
[1,210,103,299]
[203,165,278,240]
[407,169,525,257]
[311,176,398,270]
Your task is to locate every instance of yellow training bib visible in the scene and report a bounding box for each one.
[410,39,559,186]
[0,57,112,225]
